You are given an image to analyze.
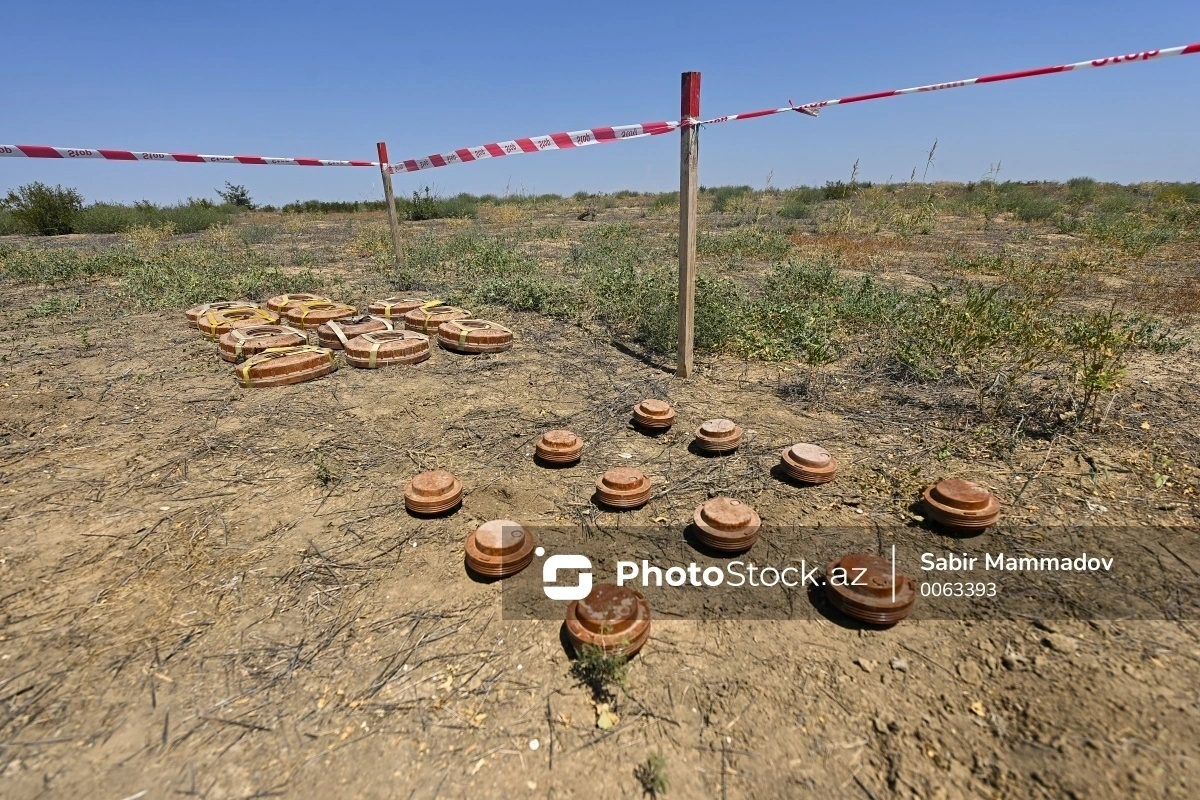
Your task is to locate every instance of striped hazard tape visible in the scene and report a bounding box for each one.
[385,41,1199,175]
[4,42,1196,175]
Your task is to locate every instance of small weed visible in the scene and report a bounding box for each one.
[239,223,278,244]
[27,294,82,318]
[634,754,669,797]
[570,642,628,704]
[313,452,340,486]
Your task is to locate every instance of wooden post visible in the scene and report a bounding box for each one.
[376,141,403,269]
[676,72,701,378]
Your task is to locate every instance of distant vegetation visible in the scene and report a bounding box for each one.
[5,177,1198,237]
[3,172,1196,434]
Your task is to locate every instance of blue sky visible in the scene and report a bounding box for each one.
[2,1,1197,206]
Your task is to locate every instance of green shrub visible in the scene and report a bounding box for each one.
[402,187,477,221]
[2,182,83,235]
[0,210,19,235]
[27,294,82,317]
[73,199,236,234]
[697,226,790,260]
[707,185,752,213]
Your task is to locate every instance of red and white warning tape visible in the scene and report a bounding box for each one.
[0,143,379,167]
[385,41,1199,175]
[3,42,1196,175]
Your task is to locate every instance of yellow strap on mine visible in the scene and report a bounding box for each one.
[231,328,250,360]
[237,345,330,387]
[327,319,348,347]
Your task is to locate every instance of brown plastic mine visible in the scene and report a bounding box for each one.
[631,399,676,431]
[694,418,743,453]
[266,293,329,313]
[780,443,838,484]
[922,478,1001,532]
[403,305,472,334]
[534,430,584,465]
[197,307,280,339]
[404,469,463,515]
[464,520,536,578]
[692,497,762,553]
[316,315,393,350]
[218,324,307,362]
[234,345,337,388]
[438,319,513,354]
[343,330,431,368]
[594,467,652,509]
[367,297,430,319]
[565,583,652,657]
[185,300,258,328]
[286,300,359,330]
[824,552,917,626]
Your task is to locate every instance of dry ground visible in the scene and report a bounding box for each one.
[2,202,1199,799]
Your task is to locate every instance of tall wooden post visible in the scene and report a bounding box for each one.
[677,72,701,378]
[376,141,403,269]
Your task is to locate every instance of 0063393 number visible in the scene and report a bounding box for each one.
[920,582,997,598]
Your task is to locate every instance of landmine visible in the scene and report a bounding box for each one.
[631,399,676,431]
[233,345,336,388]
[218,324,307,362]
[404,470,463,515]
[564,583,652,658]
[197,307,280,340]
[368,297,429,319]
[437,320,513,354]
[317,315,393,350]
[185,300,258,328]
[534,430,584,465]
[780,443,838,484]
[595,467,652,509]
[464,520,536,578]
[286,300,358,330]
[266,293,329,313]
[692,497,761,553]
[694,418,743,453]
[343,330,430,368]
[404,305,472,335]
[824,552,917,625]
[922,478,1001,532]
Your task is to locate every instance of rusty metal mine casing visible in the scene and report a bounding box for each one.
[464,520,537,578]
[368,297,429,319]
[565,583,652,658]
[594,467,652,509]
[197,307,281,339]
[631,399,676,431]
[780,443,838,484]
[534,430,584,465]
[316,315,393,350]
[404,470,463,515]
[694,418,743,453]
[922,478,1001,532]
[403,305,472,335]
[218,324,308,362]
[437,319,514,354]
[343,330,431,368]
[233,345,337,388]
[185,300,258,328]
[824,552,917,626]
[286,301,359,330]
[266,293,330,313]
[692,497,762,553]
